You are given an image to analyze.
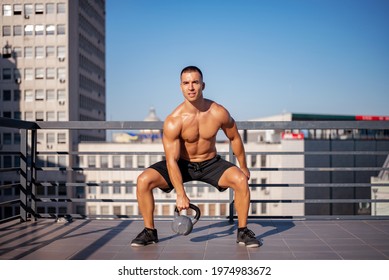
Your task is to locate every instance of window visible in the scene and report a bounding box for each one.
[24,4,33,16]
[35,111,44,121]
[58,111,66,121]
[57,46,66,58]
[35,89,44,100]
[87,156,96,168]
[88,182,97,195]
[261,155,266,167]
[2,26,11,36]
[137,155,145,168]
[46,25,55,35]
[57,133,66,144]
[46,46,55,57]
[2,69,11,80]
[24,88,34,101]
[35,46,44,58]
[113,156,121,168]
[100,156,108,168]
[35,68,44,79]
[47,156,56,167]
[46,3,55,14]
[113,206,121,216]
[3,156,12,167]
[37,133,44,144]
[58,68,66,80]
[100,181,109,194]
[3,112,12,118]
[88,206,97,215]
[58,89,66,100]
[25,111,33,121]
[58,156,66,167]
[251,155,257,168]
[46,111,55,121]
[13,47,22,58]
[24,68,34,81]
[57,3,66,14]
[46,68,55,79]
[113,181,121,194]
[35,3,44,14]
[24,47,33,58]
[125,181,134,194]
[46,89,55,101]
[24,25,34,35]
[14,90,21,101]
[47,133,55,144]
[3,90,12,101]
[14,133,20,144]
[2,4,12,16]
[57,24,65,35]
[13,4,22,15]
[13,25,22,36]
[101,206,109,215]
[35,25,44,35]
[125,156,133,168]
[14,69,21,81]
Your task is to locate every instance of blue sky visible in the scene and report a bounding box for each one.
[106,0,389,121]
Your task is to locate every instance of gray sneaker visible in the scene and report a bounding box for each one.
[236,228,263,248]
[131,228,159,247]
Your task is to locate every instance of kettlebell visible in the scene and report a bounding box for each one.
[171,203,201,236]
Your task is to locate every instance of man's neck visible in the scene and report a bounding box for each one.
[185,98,209,113]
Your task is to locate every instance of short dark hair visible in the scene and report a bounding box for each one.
[180,66,203,80]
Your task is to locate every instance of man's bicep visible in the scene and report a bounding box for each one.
[163,119,181,161]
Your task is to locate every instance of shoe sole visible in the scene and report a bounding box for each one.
[130,241,158,247]
[237,241,263,248]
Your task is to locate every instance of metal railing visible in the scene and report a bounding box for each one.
[1,117,389,223]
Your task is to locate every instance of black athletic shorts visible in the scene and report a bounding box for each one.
[149,155,236,193]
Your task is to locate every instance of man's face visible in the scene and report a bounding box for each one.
[180,71,205,102]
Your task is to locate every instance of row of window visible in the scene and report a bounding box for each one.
[1,67,66,81]
[2,24,66,37]
[1,110,68,122]
[2,3,66,16]
[0,131,66,146]
[1,89,66,102]
[25,111,67,122]
[2,45,66,59]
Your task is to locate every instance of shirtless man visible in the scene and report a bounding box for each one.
[131,66,261,248]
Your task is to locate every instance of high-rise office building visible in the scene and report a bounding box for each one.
[0,0,106,217]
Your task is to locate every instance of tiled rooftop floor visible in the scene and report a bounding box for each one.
[0,218,389,260]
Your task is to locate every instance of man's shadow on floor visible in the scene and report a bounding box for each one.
[159,220,295,243]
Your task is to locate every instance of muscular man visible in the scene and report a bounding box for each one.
[131,66,261,248]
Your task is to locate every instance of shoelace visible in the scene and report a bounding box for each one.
[242,228,256,238]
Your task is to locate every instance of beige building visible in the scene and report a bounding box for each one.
[0,0,106,217]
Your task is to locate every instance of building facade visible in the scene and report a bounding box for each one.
[0,0,106,218]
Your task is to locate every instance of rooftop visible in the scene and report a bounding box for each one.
[1,218,389,260]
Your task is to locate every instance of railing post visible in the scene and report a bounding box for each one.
[19,129,28,222]
[30,129,38,220]
[228,144,235,223]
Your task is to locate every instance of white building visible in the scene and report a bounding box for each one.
[78,135,305,218]
[0,0,106,218]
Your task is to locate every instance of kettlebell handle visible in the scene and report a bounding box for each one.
[174,203,201,225]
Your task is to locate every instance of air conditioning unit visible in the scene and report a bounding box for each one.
[58,57,65,62]
[15,78,21,84]
[46,145,53,149]
[24,15,30,19]
[59,100,65,105]
[59,78,66,83]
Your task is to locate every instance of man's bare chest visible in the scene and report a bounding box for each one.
[180,116,220,143]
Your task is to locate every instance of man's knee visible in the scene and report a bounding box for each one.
[137,169,165,191]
